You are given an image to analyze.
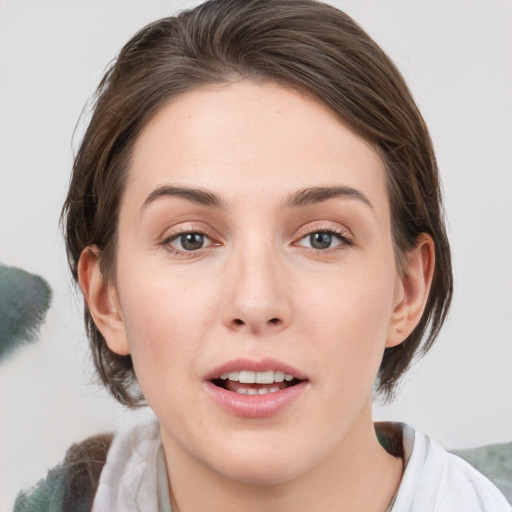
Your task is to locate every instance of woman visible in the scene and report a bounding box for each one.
[14,0,510,510]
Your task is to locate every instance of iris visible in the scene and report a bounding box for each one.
[310,232,333,250]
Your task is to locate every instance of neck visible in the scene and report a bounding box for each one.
[161,399,403,512]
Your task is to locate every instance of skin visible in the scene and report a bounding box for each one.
[79,81,434,512]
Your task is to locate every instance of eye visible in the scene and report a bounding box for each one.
[297,230,350,250]
[166,232,211,252]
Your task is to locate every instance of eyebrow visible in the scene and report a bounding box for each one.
[285,186,372,209]
[141,185,228,211]
[141,184,372,213]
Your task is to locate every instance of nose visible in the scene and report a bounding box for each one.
[221,243,292,336]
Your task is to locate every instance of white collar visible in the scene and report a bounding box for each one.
[92,418,509,512]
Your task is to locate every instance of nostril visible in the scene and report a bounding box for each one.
[230,317,282,328]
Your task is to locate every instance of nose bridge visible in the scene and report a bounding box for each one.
[222,233,290,334]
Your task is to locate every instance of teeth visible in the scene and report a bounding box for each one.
[219,370,295,384]
[239,370,256,383]
[256,370,274,384]
[274,371,285,382]
[241,386,281,395]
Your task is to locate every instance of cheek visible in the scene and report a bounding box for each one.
[299,261,395,334]
[116,272,221,420]
[115,258,220,376]
[295,259,397,378]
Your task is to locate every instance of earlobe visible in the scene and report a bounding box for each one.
[77,246,131,356]
[386,234,435,348]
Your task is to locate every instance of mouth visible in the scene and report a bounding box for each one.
[205,359,308,418]
[212,370,302,395]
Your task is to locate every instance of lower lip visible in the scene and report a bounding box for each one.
[204,380,308,418]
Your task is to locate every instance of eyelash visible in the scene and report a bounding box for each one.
[295,226,353,254]
[160,226,353,258]
[160,228,217,258]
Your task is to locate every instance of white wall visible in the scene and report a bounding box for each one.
[1,1,511,509]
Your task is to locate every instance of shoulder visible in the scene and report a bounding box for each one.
[14,433,113,512]
[92,417,162,511]
[434,446,510,511]
[391,424,511,512]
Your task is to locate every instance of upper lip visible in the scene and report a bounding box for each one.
[205,357,307,381]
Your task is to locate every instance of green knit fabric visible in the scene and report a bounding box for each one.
[14,467,65,512]
[13,434,112,512]
[0,264,52,361]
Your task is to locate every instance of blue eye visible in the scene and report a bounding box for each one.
[309,232,335,249]
[168,232,210,252]
[298,230,348,250]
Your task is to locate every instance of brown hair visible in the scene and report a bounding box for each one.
[62,0,452,406]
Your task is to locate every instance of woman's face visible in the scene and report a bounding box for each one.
[109,81,405,484]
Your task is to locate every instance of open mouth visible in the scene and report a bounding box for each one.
[212,370,302,395]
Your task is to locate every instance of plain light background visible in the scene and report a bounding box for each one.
[1,0,511,509]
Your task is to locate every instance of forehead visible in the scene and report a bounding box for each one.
[124,81,388,214]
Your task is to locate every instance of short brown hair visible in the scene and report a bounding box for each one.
[62,0,452,406]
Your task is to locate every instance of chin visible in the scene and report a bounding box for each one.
[203,435,317,487]
[218,457,306,487]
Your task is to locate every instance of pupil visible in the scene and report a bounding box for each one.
[181,233,204,250]
[310,232,332,249]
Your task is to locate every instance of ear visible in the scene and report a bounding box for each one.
[77,246,131,356]
[386,234,435,348]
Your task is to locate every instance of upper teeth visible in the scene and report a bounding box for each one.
[219,370,295,384]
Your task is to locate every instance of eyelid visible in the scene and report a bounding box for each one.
[159,223,221,256]
[293,222,354,251]
[166,231,213,248]
[295,221,353,240]
[159,221,218,241]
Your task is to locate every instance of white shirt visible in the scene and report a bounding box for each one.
[386,423,510,511]
[92,417,510,512]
